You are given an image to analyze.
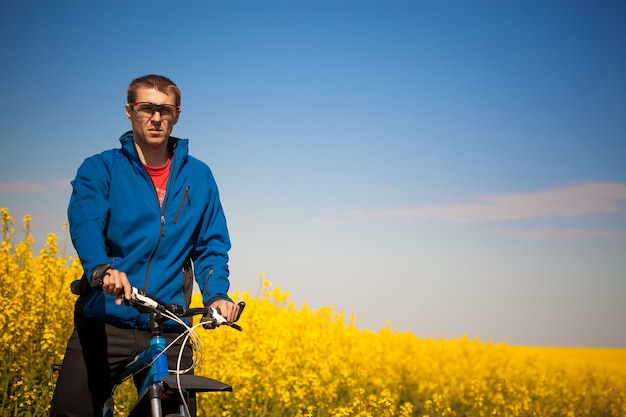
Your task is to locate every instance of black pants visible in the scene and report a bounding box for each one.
[50,313,196,417]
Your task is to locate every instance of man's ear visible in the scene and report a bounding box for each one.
[125,104,132,119]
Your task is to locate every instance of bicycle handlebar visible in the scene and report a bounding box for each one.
[87,264,245,331]
[128,287,245,331]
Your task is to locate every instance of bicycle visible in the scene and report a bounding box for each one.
[53,279,245,417]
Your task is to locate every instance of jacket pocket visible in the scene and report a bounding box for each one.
[173,186,190,225]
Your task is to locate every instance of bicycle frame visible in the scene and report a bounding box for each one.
[55,281,241,417]
[107,329,171,417]
[101,289,239,417]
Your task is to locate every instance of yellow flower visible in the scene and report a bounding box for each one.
[2,209,626,417]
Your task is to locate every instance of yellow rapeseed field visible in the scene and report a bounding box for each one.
[1,208,625,416]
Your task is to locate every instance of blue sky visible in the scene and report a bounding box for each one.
[1,0,624,347]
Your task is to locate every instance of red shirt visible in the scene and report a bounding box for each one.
[144,158,170,206]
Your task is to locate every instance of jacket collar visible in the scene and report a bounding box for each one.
[118,131,189,163]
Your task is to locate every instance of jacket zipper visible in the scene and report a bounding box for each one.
[143,153,176,291]
[134,149,177,328]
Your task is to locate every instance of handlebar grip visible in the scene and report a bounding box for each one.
[90,264,111,290]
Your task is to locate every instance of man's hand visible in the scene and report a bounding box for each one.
[210,299,241,322]
[102,269,132,306]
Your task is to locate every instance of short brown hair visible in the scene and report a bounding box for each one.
[127,74,182,106]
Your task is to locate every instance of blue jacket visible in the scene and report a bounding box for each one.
[68,131,232,330]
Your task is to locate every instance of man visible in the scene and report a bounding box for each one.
[51,74,239,416]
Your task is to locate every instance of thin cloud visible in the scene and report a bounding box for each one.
[350,182,626,222]
[0,181,48,193]
[504,228,622,242]
[0,179,71,194]
[309,217,344,225]
[51,178,72,190]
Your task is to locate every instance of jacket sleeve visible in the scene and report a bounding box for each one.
[67,155,112,284]
[191,172,232,306]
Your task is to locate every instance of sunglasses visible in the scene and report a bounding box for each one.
[130,102,180,119]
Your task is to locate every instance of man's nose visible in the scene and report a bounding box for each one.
[150,110,163,122]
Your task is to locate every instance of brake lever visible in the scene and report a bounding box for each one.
[234,301,246,322]
[202,302,245,331]
[228,323,243,331]
[223,301,245,331]
[226,301,245,331]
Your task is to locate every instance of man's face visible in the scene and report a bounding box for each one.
[125,87,180,151]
